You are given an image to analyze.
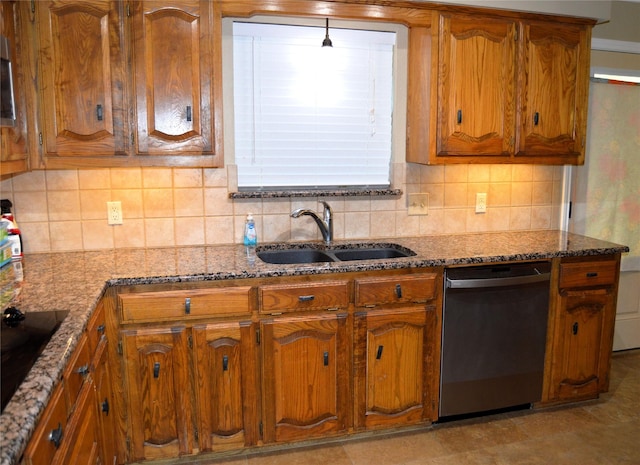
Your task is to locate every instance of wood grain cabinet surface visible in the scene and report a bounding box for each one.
[31,0,223,168]
[545,256,620,404]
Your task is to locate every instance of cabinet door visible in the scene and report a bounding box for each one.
[437,14,516,159]
[36,0,127,159]
[354,306,433,429]
[132,0,222,162]
[261,313,350,443]
[92,339,117,465]
[192,321,259,451]
[0,0,29,175]
[122,326,193,461]
[52,381,101,465]
[550,289,613,401]
[516,22,590,162]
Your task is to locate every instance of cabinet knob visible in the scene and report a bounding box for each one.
[533,112,539,126]
[186,105,192,122]
[153,362,160,379]
[572,322,579,335]
[457,109,462,124]
[76,365,90,376]
[185,297,191,314]
[376,345,384,360]
[222,355,229,371]
[101,399,110,416]
[48,423,63,448]
[96,104,103,121]
[323,351,329,366]
[395,284,402,299]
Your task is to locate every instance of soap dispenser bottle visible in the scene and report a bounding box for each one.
[243,213,257,246]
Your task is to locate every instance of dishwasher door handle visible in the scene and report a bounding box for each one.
[446,272,550,289]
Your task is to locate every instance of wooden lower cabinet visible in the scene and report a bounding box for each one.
[192,321,259,451]
[261,312,351,443]
[354,306,435,429]
[545,256,620,403]
[121,326,194,461]
[92,339,117,465]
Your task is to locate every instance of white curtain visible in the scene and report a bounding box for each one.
[572,80,640,271]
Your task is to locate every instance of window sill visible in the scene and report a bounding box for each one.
[229,188,402,199]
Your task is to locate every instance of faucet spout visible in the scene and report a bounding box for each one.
[291,201,333,244]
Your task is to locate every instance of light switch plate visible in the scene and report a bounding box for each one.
[408,193,429,216]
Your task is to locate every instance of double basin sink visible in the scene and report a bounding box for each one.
[255,242,416,264]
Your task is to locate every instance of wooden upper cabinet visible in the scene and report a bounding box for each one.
[516,21,590,163]
[132,0,222,160]
[36,0,127,160]
[436,13,516,160]
[0,0,31,175]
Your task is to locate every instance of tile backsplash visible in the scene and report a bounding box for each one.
[0,163,564,253]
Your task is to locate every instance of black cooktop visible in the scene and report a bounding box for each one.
[1,308,69,412]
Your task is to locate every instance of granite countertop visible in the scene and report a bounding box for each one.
[0,230,629,465]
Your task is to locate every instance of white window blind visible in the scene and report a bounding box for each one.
[233,22,395,189]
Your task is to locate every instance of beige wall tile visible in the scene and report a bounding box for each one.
[531,206,552,229]
[511,182,533,206]
[145,218,175,247]
[444,183,468,208]
[370,211,396,238]
[263,214,293,242]
[424,183,444,208]
[468,165,491,183]
[444,208,467,233]
[263,198,292,215]
[488,183,511,207]
[78,169,111,190]
[344,211,370,239]
[49,221,83,251]
[174,189,204,217]
[488,207,511,231]
[532,181,553,205]
[491,165,512,182]
[467,183,489,206]
[204,167,228,187]
[420,209,444,235]
[82,220,115,250]
[512,165,534,182]
[395,211,420,237]
[11,171,46,192]
[20,222,51,253]
[175,217,205,246]
[205,216,235,245]
[143,168,173,188]
[533,165,555,182]
[80,190,110,220]
[13,192,49,222]
[111,168,142,189]
[46,170,79,190]
[143,189,174,218]
[510,206,532,230]
[174,168,203,188]
[113,189,144,219]
[445,165,468,183]
[47,191,81,221]
[204,188,235,216]
[113,219,145,248]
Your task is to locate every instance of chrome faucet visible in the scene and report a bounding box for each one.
[291,201,333,244]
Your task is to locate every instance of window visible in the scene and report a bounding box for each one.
[233,22,396,190]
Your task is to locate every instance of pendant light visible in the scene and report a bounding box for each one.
[322,18,333,47]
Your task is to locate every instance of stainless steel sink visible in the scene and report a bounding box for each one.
[256,243,416,264]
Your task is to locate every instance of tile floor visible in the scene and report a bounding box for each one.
[192,349,640,465]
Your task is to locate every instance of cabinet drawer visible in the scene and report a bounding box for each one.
[355,273,437,307]
[259,281,349,314]
[22,384,68,465]
[63,336,91,416]
[559,260,617,289]
[119,287,252,323]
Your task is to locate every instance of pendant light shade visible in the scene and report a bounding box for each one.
[322,18,333,47]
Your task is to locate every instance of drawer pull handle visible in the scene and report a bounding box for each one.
[76,365,90,376]
[96,104,103,121]
[222,355,229,371]
[376,345,384,360]
[572,322,579,335]
[395,284,402,299]
[49,423,63,448]
[102,399,110,415]
[185,297,191,314]
[299,295,315,302]
[457,109,462,124]
[323,351,329,366]
[586,272,598,278]
[533,112,539,126]
[153,362,160,379]
[186,105,192,122]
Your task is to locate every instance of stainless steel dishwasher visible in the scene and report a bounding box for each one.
[439,261,551,418]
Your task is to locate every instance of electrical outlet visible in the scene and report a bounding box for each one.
[408,193,429,216]
[107,201,123,225]
[475,193,487,213]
